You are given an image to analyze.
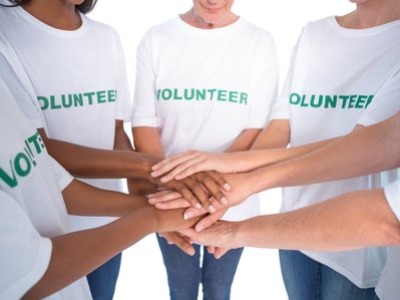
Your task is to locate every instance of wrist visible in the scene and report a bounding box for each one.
[131,152,160,179]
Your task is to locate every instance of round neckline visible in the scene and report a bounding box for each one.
[14,5,88,38]
[327,15,400,37]
[174,15,244,36]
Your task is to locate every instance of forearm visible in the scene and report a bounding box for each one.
[129,127,164,194]
[255,119,400,190]
[41,132,156,179]
[62,179,148,217]
[224,128,261,152]
[235,189,400,250]
[23,206,158,299]
[114,120,134,151]
[132,126,165,156]
[227,140,332,173]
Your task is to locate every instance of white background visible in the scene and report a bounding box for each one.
[90,1,354,299]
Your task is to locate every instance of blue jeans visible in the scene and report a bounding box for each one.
[157,234,244,300]
[279,250,378,300]
[86,253,122,300]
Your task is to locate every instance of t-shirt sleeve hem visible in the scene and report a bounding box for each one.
[2,239,52,300]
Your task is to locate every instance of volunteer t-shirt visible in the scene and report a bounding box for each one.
[0,77,91,299]
[270,16,400,287]
[132,16,279,221]
[0,6,132,230]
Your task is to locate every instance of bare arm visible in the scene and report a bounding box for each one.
[186,114,400,230]
[114,120,134,151]
[224,128,262,152]
[250,119,291,149]
[38,128,157,180]
[244,114,400,193]
[132,126,164,156]
[23,205,199,299]
[150,120,316,180]
[128,126,164,195]
[184,189,400,255]
[62,179,147,217]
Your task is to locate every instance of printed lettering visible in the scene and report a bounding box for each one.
[0,161,17,188]
[0,132,45,188]
[39,90,118,110]
[289,93,375,110]
[156,88,248,105]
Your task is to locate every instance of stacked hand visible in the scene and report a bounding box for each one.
[147,152,254,258]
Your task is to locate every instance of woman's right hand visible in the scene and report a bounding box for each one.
[150,150,240,182]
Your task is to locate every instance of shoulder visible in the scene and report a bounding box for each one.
[82,14,120,38]
[301,16,335,34]
[143,16,180,37]
[237,18,276,45]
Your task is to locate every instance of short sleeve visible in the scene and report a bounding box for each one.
[358,65,400,126]
[49,156,74,191]
[0,191,52,300]
[245,33,279,128]
[111,29,132,122]
[0,34,46,130]
[131,29,159,127]
[269,37,301,121]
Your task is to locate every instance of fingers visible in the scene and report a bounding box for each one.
[158,232,196,256]
[183,206,208,221]
[160,155,206,183]
[194,208,227,232]
[165,179,203,209]
[147,190,183,204]
[155,198,191,210]
[206,171,232,192]
[213,247,231,259]
[193,172,230,207]
[151,150,199,179]
[151,172,230,213]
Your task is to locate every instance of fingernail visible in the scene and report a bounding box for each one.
[220,197,228,205]
[195,224,204,232]
[150,171,157,177]
[208,205,216,213]
[195,203,202,209]
[184,211,193,220]
[223,183,231,191]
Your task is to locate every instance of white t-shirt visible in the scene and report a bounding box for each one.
[270,16,400,288]
[375,181,400,300]
[132,16,279,221]
[0,78,91,299]
[0,6,132,230]
[0,190,52,300]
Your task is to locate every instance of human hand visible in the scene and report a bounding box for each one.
[182,173,252,227]
[206,246,231,260]
[179,220,241,254]
[148,172,231,212]
[148,188,191,209]
[151,150,240,182]
[157,232,196,256]
[127,178,157,196]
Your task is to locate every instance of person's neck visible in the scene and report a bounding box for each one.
[337,0,400,29]
[21,0,82,30]
[180,8,238,29]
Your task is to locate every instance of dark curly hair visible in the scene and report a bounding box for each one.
[0,0,98,14]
